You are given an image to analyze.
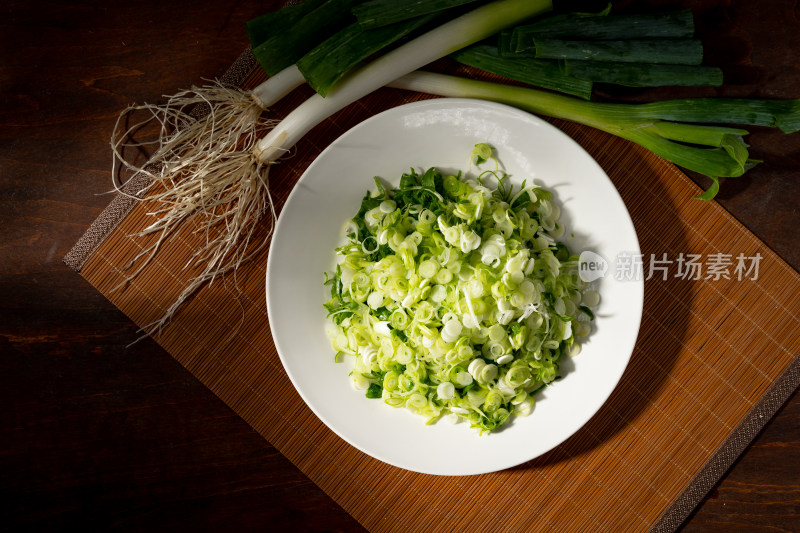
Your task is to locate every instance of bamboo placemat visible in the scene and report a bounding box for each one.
[66,52,800,532]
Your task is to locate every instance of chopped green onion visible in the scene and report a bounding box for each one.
[325,145,597,432]
[563,60,723,87]
[534,38,704,65]
[366,382,383,398]
[352,0,482,29]
[452,45,593,100]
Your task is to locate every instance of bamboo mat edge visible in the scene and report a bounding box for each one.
[651,355,800,532]
[64,49,800,533]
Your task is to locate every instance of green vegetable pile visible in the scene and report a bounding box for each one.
[323,145,597,433]
[460,6,724,99]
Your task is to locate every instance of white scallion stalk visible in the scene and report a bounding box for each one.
[251,64,306,109]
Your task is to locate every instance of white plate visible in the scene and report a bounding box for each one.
[266,98,642,476]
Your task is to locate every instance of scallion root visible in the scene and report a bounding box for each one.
[110,80,270,191]
[134,149,276,336]
[109,81,279,335]
[148,158,276,335]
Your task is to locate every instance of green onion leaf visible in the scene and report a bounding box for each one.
[511,8,692,50]
[694,176,721,201]
[297,14,438,96]
[634,99,800,134]
[353,0,482,29]
[624,128,758,178]
[251,0,365,76]
[534,38,704,65]
[246,1,322,49]
[452,45,593,100]
[563,60,723,87]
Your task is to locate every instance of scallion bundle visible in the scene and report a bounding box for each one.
[112,0,554,333]
[111,0,800,336]
[457,5,723,92]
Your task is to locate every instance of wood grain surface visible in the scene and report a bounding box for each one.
[2,0,798,531]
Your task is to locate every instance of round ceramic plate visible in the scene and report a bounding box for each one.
[266,98,642,476]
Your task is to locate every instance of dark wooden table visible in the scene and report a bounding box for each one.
[2,0,798,530]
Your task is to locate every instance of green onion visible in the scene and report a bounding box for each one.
[564,60,723,87]
[297,14,439,96]
[545,97,800,134]
[352,0,482,29]
[254,0,554,162]
[533,38,704,64]
[511,8,693,52]
[111,0,800,339]
[629,99,800,134]
[452,45,593,100]
[251,0,365,76]
[387,71,800,196]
